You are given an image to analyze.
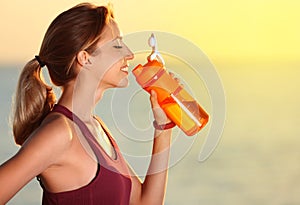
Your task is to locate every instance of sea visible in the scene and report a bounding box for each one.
[1,61,300,205]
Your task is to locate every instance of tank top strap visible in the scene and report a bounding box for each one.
[51,104,105,161]
[51,104,93,139]
[51,104,130,176]
[93,115,119,152]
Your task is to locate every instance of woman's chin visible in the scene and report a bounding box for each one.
[117,78,129,88]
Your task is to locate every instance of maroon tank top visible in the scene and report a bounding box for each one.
[40,104,132,205]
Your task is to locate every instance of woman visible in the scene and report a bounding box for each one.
[0,3,174,204]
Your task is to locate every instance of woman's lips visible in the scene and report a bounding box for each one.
[120,65,128,72]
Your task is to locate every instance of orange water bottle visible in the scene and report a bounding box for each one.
[132,33,209,136]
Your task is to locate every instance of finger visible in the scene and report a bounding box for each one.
[169,72,182,84]
[174,77,180,83]
[169,71,176,78]
[150,90,160,108]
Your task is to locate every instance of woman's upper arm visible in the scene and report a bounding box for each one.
[0,115,72,204]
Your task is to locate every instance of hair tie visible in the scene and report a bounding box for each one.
[35,55,46,67]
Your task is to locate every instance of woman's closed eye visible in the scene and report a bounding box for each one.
[113,38,123,49]
[113,45,123,49]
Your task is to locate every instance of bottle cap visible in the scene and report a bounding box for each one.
[147,33,165,65]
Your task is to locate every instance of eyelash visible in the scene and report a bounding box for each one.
[113,39,123,49]
[113,45,123,49]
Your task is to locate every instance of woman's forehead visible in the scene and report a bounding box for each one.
[98,20,121,44]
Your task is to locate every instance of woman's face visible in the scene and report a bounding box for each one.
[89,20,134,90]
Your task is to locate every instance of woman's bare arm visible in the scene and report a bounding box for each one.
[129,130,171,205]
[0,115,72,204]
[129,90,172,205]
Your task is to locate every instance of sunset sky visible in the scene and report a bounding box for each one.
[1,1,300,204]
[0,0,299,64]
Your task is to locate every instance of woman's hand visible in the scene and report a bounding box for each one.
[149,72,181,125]
[149,90,171,125]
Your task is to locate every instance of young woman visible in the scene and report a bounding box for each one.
[0,3,174,204]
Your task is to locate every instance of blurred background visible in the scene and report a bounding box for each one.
[0,0,299,204]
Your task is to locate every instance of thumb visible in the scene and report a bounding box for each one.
[150,90,160,108]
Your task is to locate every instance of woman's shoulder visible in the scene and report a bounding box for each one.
[12,112,76,174]
[41,112,72,131]
[40,112,73,143]
[22,112,74,153]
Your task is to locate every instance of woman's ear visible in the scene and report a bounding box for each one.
[76,50,91,67]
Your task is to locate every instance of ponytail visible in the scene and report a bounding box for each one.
[13,59,56,145]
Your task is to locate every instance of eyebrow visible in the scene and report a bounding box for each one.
[114,36,123,40]
[91,36,124,55]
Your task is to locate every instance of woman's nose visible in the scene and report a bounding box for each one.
[125,49,134,60]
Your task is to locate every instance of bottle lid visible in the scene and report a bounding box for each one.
[147,33,165,65]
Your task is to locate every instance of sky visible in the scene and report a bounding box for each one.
[0,0,299,65]
[1,1,300,204]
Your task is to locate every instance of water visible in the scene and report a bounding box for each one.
[1,63,300,204]
[162,98,208,136]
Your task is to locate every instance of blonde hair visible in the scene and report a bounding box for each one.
[13,3,114,145]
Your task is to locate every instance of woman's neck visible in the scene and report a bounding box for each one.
[57,80,106,123]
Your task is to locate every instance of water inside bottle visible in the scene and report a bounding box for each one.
[146,86,208,136]
[160,97,208,136]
